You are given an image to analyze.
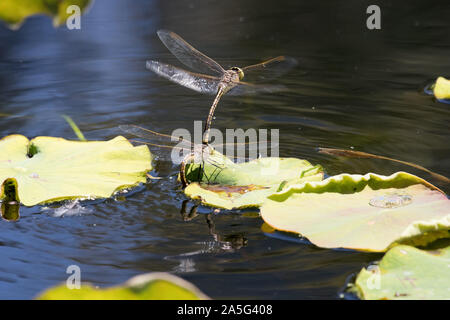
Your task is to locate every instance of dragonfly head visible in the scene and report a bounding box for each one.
[231,67,244,80]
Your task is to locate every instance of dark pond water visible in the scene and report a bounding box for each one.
[0,0,448,299]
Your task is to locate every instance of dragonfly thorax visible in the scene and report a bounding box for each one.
[220,68,244,93]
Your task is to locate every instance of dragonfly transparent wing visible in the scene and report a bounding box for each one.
[120,124,196,163]
[120,124,194,148]
[157,30,225,76]
[227,81,287,96]
[119,124,267,163]
[146,60,221,95]
[241,56,298,83]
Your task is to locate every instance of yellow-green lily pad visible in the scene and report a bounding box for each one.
[433,76,450,100]
[0,0,92,30]
[184,150,323,209]
[0,134,151,206]
[260,172,450,252]
[348,245,450,299]
[37,272,209,300]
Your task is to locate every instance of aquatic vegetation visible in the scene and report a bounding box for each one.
[433,76,450,100]
[183,149,323,209]
[348,245,450,300]
[260,172,450,252]
[0,135,151,206]
[37,272,209,300]
[62,115,87,141]
[424,76,450,103]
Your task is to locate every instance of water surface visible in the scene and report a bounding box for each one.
[0,0,448,299]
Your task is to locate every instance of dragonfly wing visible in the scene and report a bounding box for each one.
[119,124,193,148]
[147,60,221,95]
[226,81,287,96]
[119,124,196,163]
[120,125,277,163]
[241,56,298,82]
[157,30,225,76]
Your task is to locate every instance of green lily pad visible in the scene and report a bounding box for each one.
[260,172,450,252]
[0,0,92,30]
[348,245,450,299]
[0,134,151,206]
[433,76,450,100]
[184,150,324,209]
[37,272,209,300]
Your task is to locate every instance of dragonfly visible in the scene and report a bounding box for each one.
[119,124,269,188]
[146,29,298,144]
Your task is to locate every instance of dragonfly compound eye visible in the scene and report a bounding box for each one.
[231,67,244,80]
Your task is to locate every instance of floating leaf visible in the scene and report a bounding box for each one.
[0,0,92,30]
[348,245,450,299]
[184,150,323,209]
[433,76,450,100]
[260,172,450,252]
[37,272,209,300]
[0,135,151,206]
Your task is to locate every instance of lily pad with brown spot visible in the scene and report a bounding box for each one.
[260,172,450,252]
[183,150,324,209]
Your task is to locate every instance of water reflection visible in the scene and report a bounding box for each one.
[166,201,249,273]
[180,199,199,221]
[179,200,248,253]
[0,179,20,221]
[1,201,20,221]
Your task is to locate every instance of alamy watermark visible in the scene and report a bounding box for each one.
[66,264,81,289]
[161,121,282,176]
[366,5,381,30]
[169,121,279,169]
[66,5,81,30]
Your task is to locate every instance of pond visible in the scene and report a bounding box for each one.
[0,0,448,299]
